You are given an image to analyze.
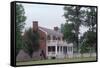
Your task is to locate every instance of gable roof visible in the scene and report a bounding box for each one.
[39,26,63,37]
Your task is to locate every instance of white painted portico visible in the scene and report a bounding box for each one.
[46,39,73,59]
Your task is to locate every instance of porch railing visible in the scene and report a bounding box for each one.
[47,40,73,46]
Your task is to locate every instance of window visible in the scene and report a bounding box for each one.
[58,37,60,40]
[53,36,56,40]
[47,35,51,40]
[57,46,59,52]
[48,46,55,52]
[52,46,55,51]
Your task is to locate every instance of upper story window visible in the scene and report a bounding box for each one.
[53,36,56,40]
[47,35,51,40]
[58,37,60,40]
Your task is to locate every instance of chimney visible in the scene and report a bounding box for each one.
[33,21,38,32]
[54,27,59,31]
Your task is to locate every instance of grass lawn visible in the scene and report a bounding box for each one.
[16,57,96,66]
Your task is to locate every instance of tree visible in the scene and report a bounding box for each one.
[61,23,75,43]
[63,6,97,53]
[80,7,97,54]
[80,41,90,54]
[80,31,96,56]
[84,7,97,32]
[63,5,97,54]
[16,4,26,56]
[23,28,40,57]
[63,6,82,53]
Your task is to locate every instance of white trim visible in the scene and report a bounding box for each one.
[39,28,48,35]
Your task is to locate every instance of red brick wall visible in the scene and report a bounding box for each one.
[32,21,47,57]
[38,29,46,57]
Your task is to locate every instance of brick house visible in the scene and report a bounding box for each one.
[32,21,73,59]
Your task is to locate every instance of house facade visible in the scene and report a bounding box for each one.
[33,21,73,59]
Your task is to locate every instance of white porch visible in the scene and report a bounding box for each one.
[46,40,73,59]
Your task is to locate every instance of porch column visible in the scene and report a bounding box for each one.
[72,46,73,53]
[55,45,57,55]
[67,46,69,54]
[46,46,48,57]
[62,46,63,53]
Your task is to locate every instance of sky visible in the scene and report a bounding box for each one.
[19,3,88,36]
[22,3,66,30]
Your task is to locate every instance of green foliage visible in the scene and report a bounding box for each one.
[61,23,75,43]
[84,7,97,32]
[63,6,82,52]
[63,6,97,53]
[80,31,96,53]
[16,4,26,56]
[23,28,40,57]
[86,31,96,45]
[80,7,97,53]
[80,42,90,53]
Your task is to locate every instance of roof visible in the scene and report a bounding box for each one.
[39,26,63,37]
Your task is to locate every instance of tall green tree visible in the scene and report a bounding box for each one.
[80,31,96,54]
[63,6,97,53]
[61,23,75,43]
[23,28,40,57]
[84,7,97,32]
[63,6,82,52]
[16,4,26,56]
[80,7,97,54]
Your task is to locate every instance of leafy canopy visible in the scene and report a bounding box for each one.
[23,28,40,57]
[16,4,26,56]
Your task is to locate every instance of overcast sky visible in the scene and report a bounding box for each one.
[22,3,66,30]
[19,3,88,36]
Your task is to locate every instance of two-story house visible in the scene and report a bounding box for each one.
[32,21,73,59]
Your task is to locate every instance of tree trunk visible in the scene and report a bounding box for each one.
[75,6,80,53]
